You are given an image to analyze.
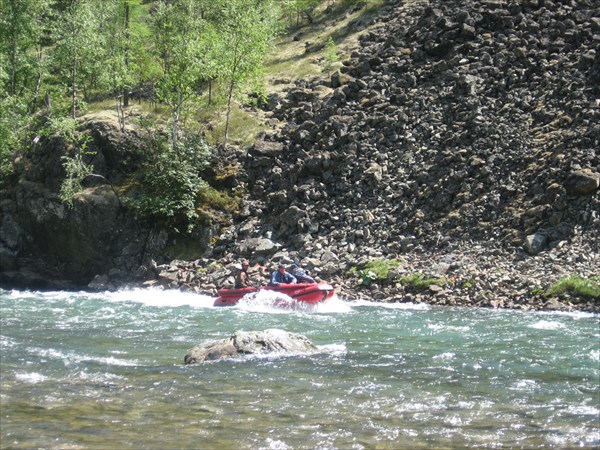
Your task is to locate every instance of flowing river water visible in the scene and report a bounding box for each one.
[1,288,598,449]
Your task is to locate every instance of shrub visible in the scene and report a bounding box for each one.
[399,273,447,292]
[323,36,339,72]
[348,259,402,286]
[545,275,600,301]
[128,132,212,233]
[41,117,97,207]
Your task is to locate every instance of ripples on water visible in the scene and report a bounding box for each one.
[1,288,598,449]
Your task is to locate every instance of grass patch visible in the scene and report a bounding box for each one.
[198,185,240,212]
[399,273,448,292]
[461,276,476,290]
[266,0,386,86]
[193,101,266,148]
[544,275,600,300]
[348,259,402,286]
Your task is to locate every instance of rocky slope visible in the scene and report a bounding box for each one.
[206,0,599,309]
[1,0,598,310]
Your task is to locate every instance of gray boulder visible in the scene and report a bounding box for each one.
[564,170,600,196]
[524,233,548,255]
[184,329,318,364]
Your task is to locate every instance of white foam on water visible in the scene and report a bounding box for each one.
[76,370,127,384]
[427,324,470,332]
[529,320,565,330]
[3,287,215,309]
[0,335,18,349]
[566,404,600,416]
[433,352,456,361]
[95,288,214,309]
[346,298,431,310]
[316,343,347,356]
[29,346,139,367]
[264,438,291,450]
[15,372,48,384]
[236,290,300,313]
[538,309,598,319]
[235,290,349,314]
[314,295,352,313]
[510,379,538,392]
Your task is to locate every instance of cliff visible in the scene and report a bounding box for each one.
[1,0,598,308]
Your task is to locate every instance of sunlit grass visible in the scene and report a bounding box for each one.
[545,275,600,300]
[348,259,403,286]
[399,273,449,292]
[85,1,389,146]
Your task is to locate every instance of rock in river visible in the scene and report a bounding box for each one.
[184,329,318,364]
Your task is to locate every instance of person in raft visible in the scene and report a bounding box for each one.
[235,259,252,288]
[289,264,316,283]
[269,264,297,286]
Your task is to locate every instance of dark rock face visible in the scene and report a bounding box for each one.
[229,0,598,270]
[1,0,598,302]
[184,329,318,364]
[0,114,212,289]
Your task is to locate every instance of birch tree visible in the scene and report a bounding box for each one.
[52,0,103,118]
[150,0,212,149]
[211,0,280,145]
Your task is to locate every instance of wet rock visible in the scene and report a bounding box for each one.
[184,329,318,364]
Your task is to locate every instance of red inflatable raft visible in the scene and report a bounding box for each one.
[214,282,335,307]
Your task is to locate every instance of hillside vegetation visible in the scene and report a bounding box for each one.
[0,0,598,310]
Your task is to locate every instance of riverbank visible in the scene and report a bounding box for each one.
[93,233,598,313]
[1,0,598,298]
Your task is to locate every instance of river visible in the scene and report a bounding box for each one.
[1,288,598,449]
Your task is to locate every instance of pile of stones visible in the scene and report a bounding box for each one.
[201,0,599,310]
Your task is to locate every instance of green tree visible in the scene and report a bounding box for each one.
[101,1,139,130]
[51,0,105,118]
[0,0,52,179]
[279,0,319,26]
[150,0,214,148]
[129,123,212,233]
[0,0,51,101]
[324,36,339,72]
[212,0,280,144]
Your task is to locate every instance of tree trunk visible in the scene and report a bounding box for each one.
[172,89,181,149]
[72,60,77,119]
[123,2,130,107]
[224,79,235,146]
[10,19,17,97]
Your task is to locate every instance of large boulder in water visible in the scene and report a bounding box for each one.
[184,329,318,364]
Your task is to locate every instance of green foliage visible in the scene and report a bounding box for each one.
[0,0,51,98]
[280,0,320,26]
[51,0,106,118]
[461,276,476,290]
[0,95,31,182]
[43,117,95,207]
[544,275,600,301]
[323,36,340,72]
[128,132,212,233]
[348,259,402,286]
[211,0,282,143]
[60,146,94,208]
[198,185,239,212]
[151,0,215,146]
[399,273,448,292]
